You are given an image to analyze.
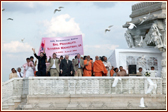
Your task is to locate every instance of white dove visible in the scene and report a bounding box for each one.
[128,23,136,29]
[145,78,157,94]
[112,77,121,87]
[54,6,64,13]
[108,25,113,28]
[139,97,145,107]
[59,6,64,9]
[105,25,113,33]
[21,38,25,42]
[138,36,144,47]
[139,17,147,25]
[139,13,150,25]
[7,18,13,20]
[105,29,110,33]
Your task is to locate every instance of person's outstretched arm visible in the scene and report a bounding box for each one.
[43,48,46,59]
[43,47,46,54]
[32,48,39,59]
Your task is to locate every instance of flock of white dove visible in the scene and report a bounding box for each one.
[112,77,157,108]
[2,6,64,43]
[3,6,151,47]
[105,13,150,33]
[105,13,152,47]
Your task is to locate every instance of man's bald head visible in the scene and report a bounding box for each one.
[95,56,99,60]
[87,55,90,61]
[65,55,69,60]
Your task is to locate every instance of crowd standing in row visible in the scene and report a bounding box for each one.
[9,48,155,79]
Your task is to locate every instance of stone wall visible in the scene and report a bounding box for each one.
[2,77,166,110]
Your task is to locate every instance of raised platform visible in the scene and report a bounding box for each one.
[2,77,166,110]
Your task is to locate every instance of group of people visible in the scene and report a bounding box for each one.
[10,48,154,79]
[9,56,37,79]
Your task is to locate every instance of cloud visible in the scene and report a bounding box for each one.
[2,41,33,53]
[41,14,84,37]
[26,2,52,8]
[84,44,119,58]
[93,2,117,8]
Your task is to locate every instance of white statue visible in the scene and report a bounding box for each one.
[144,23,164,49]
[124,31,134,48]
[150,24,163,48]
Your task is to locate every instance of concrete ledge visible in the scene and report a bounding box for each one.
[27,94,165,98]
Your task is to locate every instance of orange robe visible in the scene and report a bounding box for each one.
[110,69,115,76]
[34,71,37,76]
[93,60,108,77]
[83,60,92,76]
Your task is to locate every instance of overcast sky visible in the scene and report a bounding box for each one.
[2,1,139,82]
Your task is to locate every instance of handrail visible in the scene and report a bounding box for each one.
[2,78,22,86]
[26,76,162,79]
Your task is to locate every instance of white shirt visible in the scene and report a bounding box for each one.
[51,59,56,68]
[17,72,23,78]
[25,65,34,77]
[103,61,112,77]
[103,61,111,70]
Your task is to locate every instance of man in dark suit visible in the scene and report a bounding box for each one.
[32,48,46,76]
[60,55,73,76]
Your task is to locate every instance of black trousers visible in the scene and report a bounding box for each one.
[60,73,73,76]
[37,68,46,76]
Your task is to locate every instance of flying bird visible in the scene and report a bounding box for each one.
[108,25,113,28]
[7,18,13,21]
[139,97,145,107]
[21,38,25,42]
[59,6,64,9]
[145,78,157,94]
[2,8,5,11]
[54,9,61,13]
[112,77,121,87]
[105,29,110,33]
[139,13,150,25]
[54,6,64,13]
[128,23,136,29]
[105,25,113,33]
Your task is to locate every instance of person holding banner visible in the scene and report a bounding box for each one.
[47,53,60,77]
[73,53,84,77]
[32,48,46,76]
[60,55,73,76]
